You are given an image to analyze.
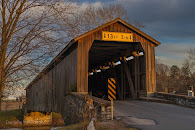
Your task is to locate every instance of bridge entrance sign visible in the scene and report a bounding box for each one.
[102,31,133,42]
[108,78,116,100]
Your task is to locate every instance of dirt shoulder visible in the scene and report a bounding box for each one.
[57,119,138,130]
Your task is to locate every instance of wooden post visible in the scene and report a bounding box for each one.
[121,64,124,99]
[135,56,140,98]
[135,56,138,98]
[123,62,126,99]
[77,39,89,93]
[111,99,113,120]
[123,61,136,99]
[137,56,140,96]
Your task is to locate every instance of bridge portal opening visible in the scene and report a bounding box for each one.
[88,40,146,100]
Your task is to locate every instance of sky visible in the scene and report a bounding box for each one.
[78,0,195,67]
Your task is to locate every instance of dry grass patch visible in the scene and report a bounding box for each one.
[0,109,23,129]
[57,120,138,130]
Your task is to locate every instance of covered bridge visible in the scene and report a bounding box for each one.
[25,18,160,114]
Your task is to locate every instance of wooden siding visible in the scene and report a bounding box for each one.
[77,21,156,94]
[26,48,78,113]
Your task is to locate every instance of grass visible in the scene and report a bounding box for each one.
[57,122,87,130]
[52,112,62,118]
[0,109,23,128]
[0,110,65,128]
[95,120,138,130]
[52,112,65,126]
[0,109,22,121]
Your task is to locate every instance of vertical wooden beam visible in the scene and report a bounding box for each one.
[123,63,126,99]
[137,56,140,95]
[121,64,124,99]
[112,67,122,99]
[123,61,136,99]
[148,43,152,92]
[151,45,156,92]
[77,39,89,93]
[77,40,81,92]
[134,56,138,98]
[140,41,156,95]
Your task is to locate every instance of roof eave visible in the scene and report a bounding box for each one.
[73,18,161,46]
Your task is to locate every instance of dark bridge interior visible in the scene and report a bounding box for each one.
[88,40,146,100]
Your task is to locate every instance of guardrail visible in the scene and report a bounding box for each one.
[154,92,195,108]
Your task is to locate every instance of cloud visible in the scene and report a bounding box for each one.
[68,1,103,12]
[156,43,193,56]
[114,0,195,41]
[27,1,103,19]
[155,43,195,67]
[155,56,184,67]
[80,1,102,9]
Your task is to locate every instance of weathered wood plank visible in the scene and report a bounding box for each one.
[121,64,124,99]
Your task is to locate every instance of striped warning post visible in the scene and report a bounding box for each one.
[108,78,116,100]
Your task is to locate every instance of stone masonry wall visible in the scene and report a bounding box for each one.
[62,92,111,126]
[154,92,195,108]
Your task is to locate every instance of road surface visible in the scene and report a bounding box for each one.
[114,100,195,130]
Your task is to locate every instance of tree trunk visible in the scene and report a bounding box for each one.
[0,49,6,112]
[0,81,5,112]
[0,92,2,111]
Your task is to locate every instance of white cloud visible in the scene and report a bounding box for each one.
[25,1,103,20]
[79,2,102,10]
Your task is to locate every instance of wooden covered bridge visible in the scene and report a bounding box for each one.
[25,18,160,115]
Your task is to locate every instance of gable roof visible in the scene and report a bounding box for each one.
[73,18,161,46]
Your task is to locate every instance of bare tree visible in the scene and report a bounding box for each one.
[184,48,195,86]
[55,4,145,38]
[0,0,74,111]
[155,58,170,92]
[187,49,195,72]
[156,48,195,94]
